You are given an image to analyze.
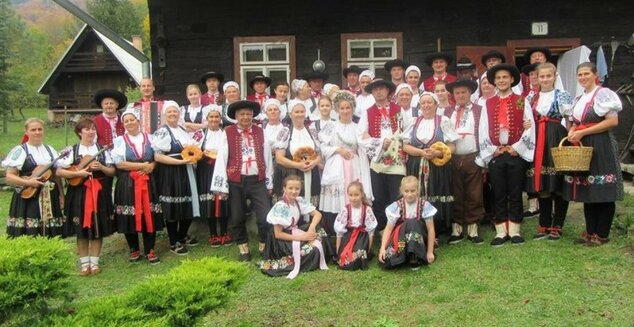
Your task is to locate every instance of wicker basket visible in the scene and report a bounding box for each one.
[551,136,593,172]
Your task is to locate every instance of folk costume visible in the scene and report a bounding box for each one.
[180,104,210,128]
[246,75,272,108]
[199,71,224,106]
[94,113,124,147]
[334,204,377,270]
[422,52,457,92]
[133,96,164,134]
[3,144,67,237]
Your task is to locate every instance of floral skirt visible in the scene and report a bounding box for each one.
[113,170,164,234]
[381,219,429,269]
[6,183,69,238]
[337,229,370,271]
[196,159,228,219]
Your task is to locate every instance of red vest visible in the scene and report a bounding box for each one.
[201,92,223,106]
[422,74,457,92]
[485,94,525,146]
[94,114,124,146]
[225,124,266,183]
[366,102,401,138]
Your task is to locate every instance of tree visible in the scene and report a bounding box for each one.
[0,0,14,132]
[87,0,141,39]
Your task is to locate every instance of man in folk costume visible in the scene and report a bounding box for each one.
[133,78,164,134]
[478,64,535,246]
[93,89,126,147]
[384,59,408,86]
[518,47,564,95]
[359,79,406,232]
[199,71,224,106]
[304,71,329,99]
[444,79,485,244]
[211,100,273,261]
[477,50,507,95]
[422,52,457,92]
[342,65,363,95]
[456,57,480,104]
[246,75,272,108]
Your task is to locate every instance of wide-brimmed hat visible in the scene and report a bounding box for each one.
[424,52,453,67]
[342,65,363,77]
[94,89,127,110]
[302,71,329,82]
[364,78,396,94]
[480,50,506,66]
[248,75,272,89]
[524,47,552,62]
[446,79,478,94]
[384,59,409,71]
[486,64,521,87]
[227,100,261,119]
[456,57,476,71]
[521,63,539,75]
[199,71,225,84]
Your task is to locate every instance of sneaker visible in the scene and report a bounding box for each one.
[467,235,484,245]
[490,236,508,247]
[533,226,550,240]
[522,209,540,218]
[170,243,189,255]
[447,234,464,245]
[129,250,142,263]
[586,234,609,246]
[547,228,562,241]
[182,236,199,247]
[222,234,233,246]
[510,235,525,244]
[146,250,161,265]
[573,232,591,245]
[208,236,222,247]
[239,252,251,262]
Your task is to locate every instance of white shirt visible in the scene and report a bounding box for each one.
[333,205,378,237]
[449,104,478,155]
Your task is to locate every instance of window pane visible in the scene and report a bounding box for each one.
[269,69,288,84]
[243,45,264,62]
[350,41,371,59]
[373,40,394,58]
[267,44,287,62]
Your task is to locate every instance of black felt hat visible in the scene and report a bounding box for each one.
[480,50,506,66]
[456,57,476,71]
[94,89,127,110]
[364,78,396,94]
[227,100,261,119]
[302,71,329,82]
[424,52,453,67]
[486,64,521,87]
[342,65,363,77]
[384,59,409,71]
[446,79,479,94]
[199,71,225,84]
[521,63,539,75]
[524,47,552,62]
[248,75,272,89]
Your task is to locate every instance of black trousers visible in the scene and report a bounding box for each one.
[125,232,156,255]
[166,220,192,246]
[488,153,527,223]
[228,175,271,245]
[538,195,569,228]
[583,202,616,238]
[370,170,403,231]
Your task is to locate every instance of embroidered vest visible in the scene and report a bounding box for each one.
[94,114,124,147]
[366,103,400,138]
[486,94,524,146]
[225,124,266,183]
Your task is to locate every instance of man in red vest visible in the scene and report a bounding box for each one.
[211,100,273,261]
[477,64,535,247]
[246,75,272,107]
[422,52,457,92]
[93,89,126,147]
[342,65,363,95]
[200,71,224,106]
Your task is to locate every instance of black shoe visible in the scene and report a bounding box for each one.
[447,234,464,245]
[239,252,252,262]
[510,235,525,244]
[170,243,189,255]
[490,236,507,247]
[146,250,161,265]
[182,236,199,247]
[467,235,484,245]
[522,209,540,218]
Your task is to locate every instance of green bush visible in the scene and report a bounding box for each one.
[57,257,248,327]
[0,236,73,323]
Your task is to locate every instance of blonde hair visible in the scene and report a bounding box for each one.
[186,84,201,94]
[536,62,557,75]
[400,176,420,192]
[24,118,45,130]
[347,181,371,206]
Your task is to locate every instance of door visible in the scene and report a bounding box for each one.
[456,46,513,76]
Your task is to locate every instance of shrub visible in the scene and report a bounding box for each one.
[0,236,74,323]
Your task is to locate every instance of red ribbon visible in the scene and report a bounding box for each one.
[82,178,102,229]
[130,171,154,233]
[339,226,366,267]
[391,222,404,253]
[214,195,221,218]
[533,116,561,191]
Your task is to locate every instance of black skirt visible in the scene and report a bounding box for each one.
[381,219,430,269]
[113,170,164,234]
[63,176,115,239]
[526,121,567,194]
[196,157,228,219]
[406,156,453,234]
[154,163,197,221]
[7,182,69,238]
[337,228,370,271]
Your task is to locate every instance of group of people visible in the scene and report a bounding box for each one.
[2,47,624,278]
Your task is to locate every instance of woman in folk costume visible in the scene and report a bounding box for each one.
[112,108,163,264]
[355,70,376,119]
[378,176,437,270]
[3,118,68,237]
[405,65,422,110]
[272,81,291,122]
[196,107,231,247]
[402,92,458,237]
[152,100,201,255]
[395,83,419,131]
[525,63,573,241]
[57,118,116,275]
[273,100,322,206]
[433,80,452,116]
[318,91,373,236]
[290,79,317,120]
[260,175,329,279]
[261,99,287,153]
[334,181,377,270]
[180,84,210,134]
[219,81,241,126]
[563,62,623,246]
[478,64,535,247]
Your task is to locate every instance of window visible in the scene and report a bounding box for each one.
[341,32,403,80]
[234,36,296,98]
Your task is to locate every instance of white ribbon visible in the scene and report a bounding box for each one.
[287,228,328,279]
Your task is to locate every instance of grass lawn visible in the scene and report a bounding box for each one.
[1,109,633,326]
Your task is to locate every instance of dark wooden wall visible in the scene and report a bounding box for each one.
[147,0,634,148]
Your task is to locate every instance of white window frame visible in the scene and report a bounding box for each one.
[340,32,403,84]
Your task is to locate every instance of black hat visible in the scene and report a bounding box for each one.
[456,57,476,71]
[94,89,127,110]
[342,65,363,77]
[480,50,506,66]
[227,100,261,119]
[384,59,409,71]
[446,79,479,94]
[424,52,453,67]
[303,71,329,82]
[199,71,225,84]
[364,78,396,94]
[486,64,521,87]
[524,47,552,62]
[248,75,272,89]
[521,63,539,75]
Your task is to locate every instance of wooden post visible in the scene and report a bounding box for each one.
[437,38,441,52]
[64,105,68,146]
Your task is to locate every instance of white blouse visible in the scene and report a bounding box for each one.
[58,144,113,168]
[267,197,315,228]
[333,205,378,237]
[151,125,196,153]
[1,144,60,171]
[401,115,458,145]
[572,87,622,121]
[264,123,285,151]
[111,132,151,164]
[274,126,317,154]
[198,128,223,152]
[179,105,211,124]
[385,199,437,226]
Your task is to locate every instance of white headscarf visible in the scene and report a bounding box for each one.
[287,99,306,112]
[161,100,180,115]
[405,65,421,77]
[222,81,240,93]
[263,98,281,111]
[359,70,375,80]
[395,83,413,96]
[121,104,140,120]
[419,91,439,104]
[291,79,308,93]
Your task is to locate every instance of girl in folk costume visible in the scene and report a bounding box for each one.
[563,62,624,246]
[112,109,163,264]
[196,108,231,247]
[433,80,451,116]
[290,79,317,120]
[3,118,68,237]
[378,176,437,270]
[334,182,377,271]
[93,89,126,147]
[152,101,201,255]
[521,64,542,219]
[57,118,116,275]
[180,84,211,134]
[219,81,241,126]
[199,71,224,106]
[274,101,322,206]
[405,65,422,110]
[395,83,419,131]
[355,70,376,119]
[260,175,330,279]
[319,92,374,236]
[310,96,336,134]
[478,64,535,247]
[402,92,458,237]
[477,74,497,107]
[525,63,573,240]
